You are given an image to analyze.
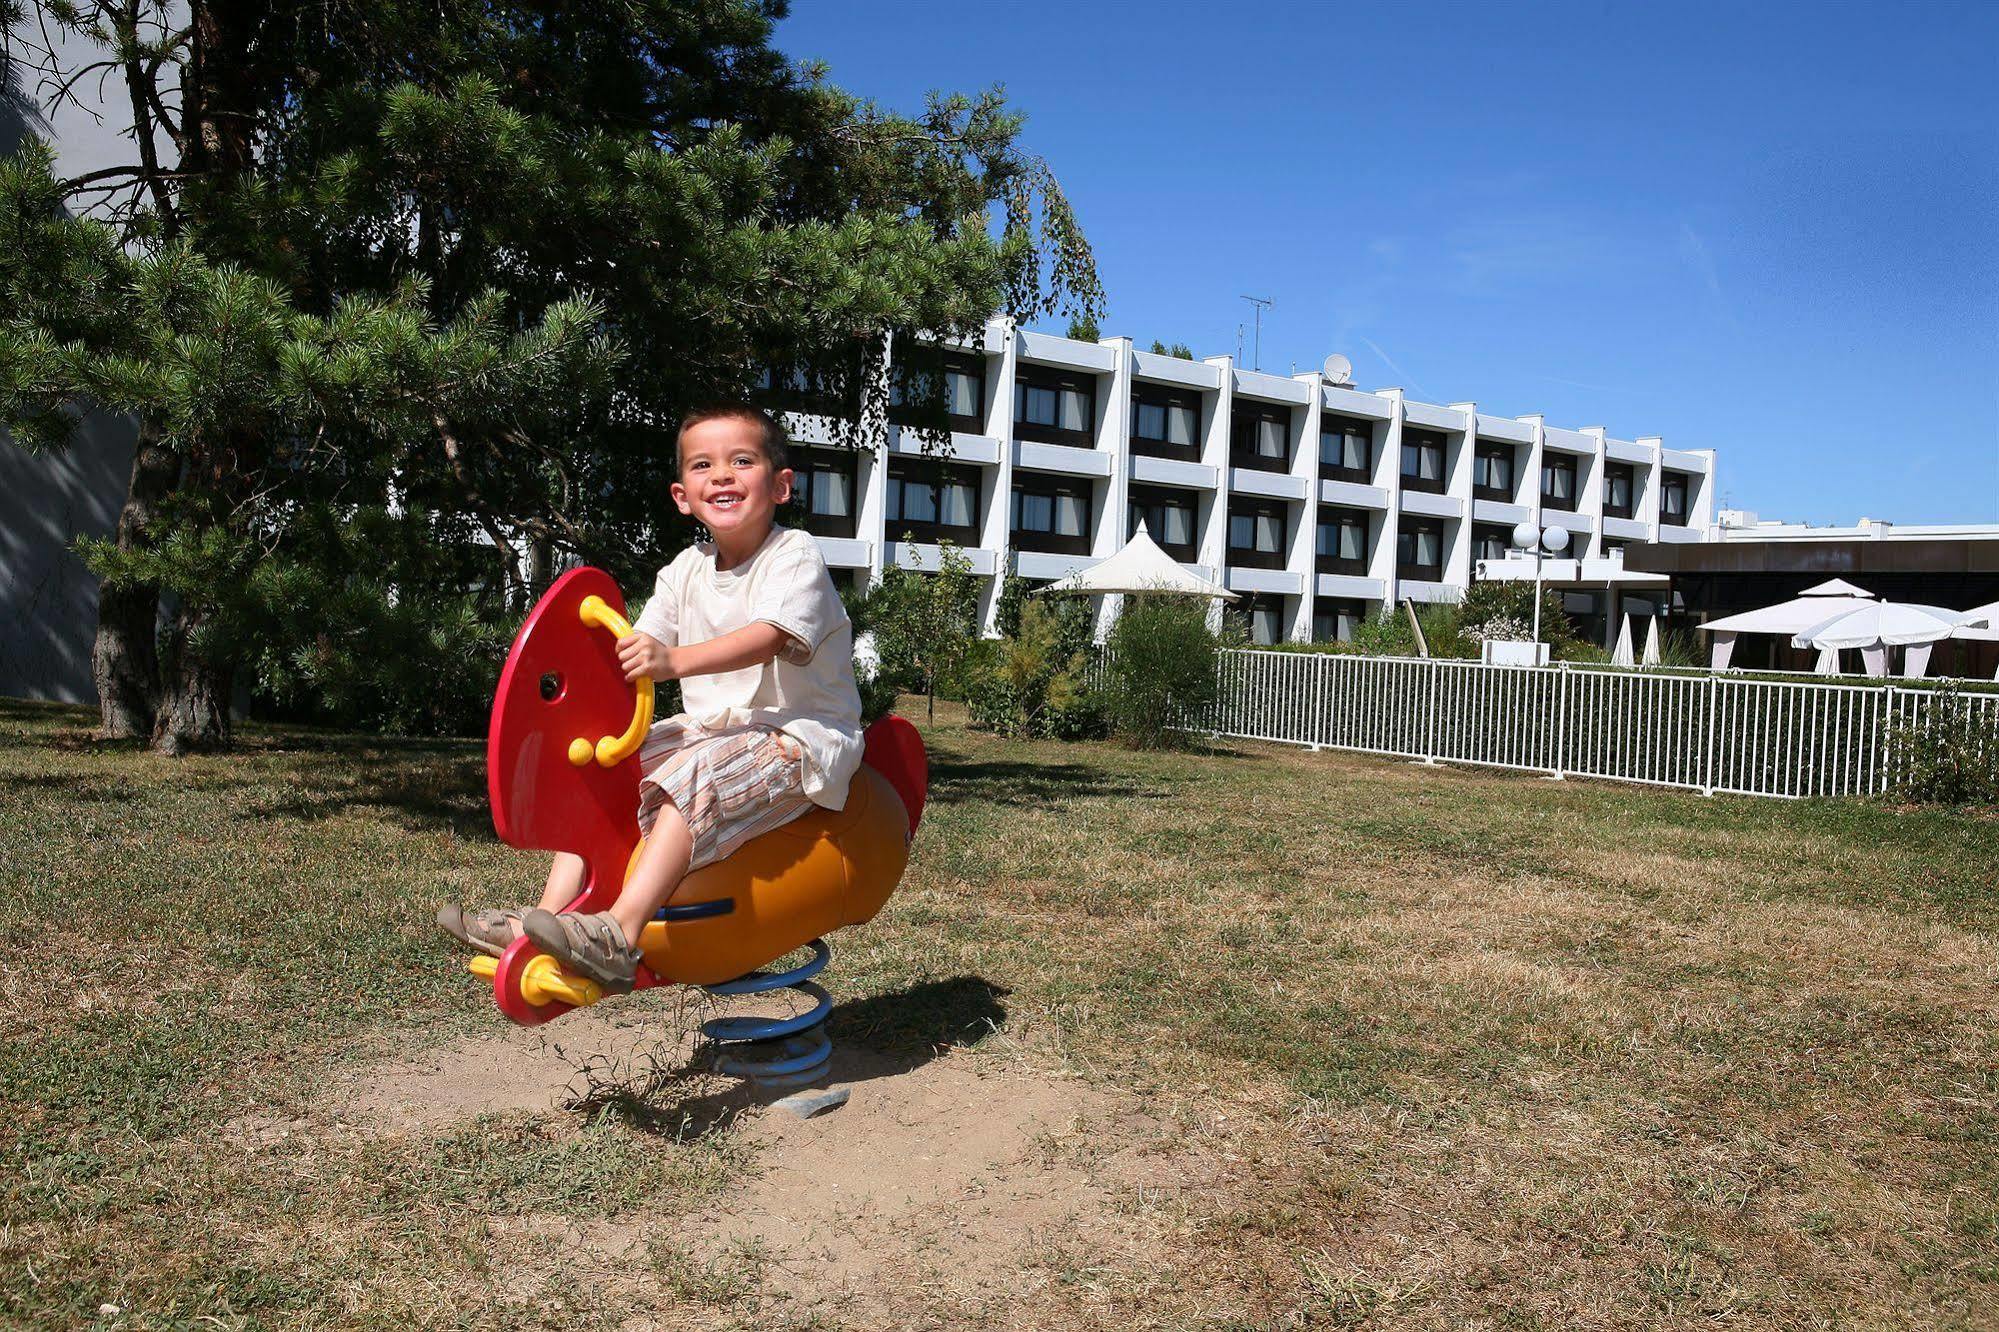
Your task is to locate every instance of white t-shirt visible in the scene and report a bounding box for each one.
[631,525,864,810]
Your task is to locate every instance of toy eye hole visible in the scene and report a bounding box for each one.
[538,671,564,702]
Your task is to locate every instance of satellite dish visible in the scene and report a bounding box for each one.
[1322,353,1353,386]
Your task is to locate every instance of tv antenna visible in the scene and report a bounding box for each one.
[1239,294,1272,370]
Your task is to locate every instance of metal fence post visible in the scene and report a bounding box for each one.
[1423,659,1440,764]
[1552,662,1569,778]
[1701,673,1719,796]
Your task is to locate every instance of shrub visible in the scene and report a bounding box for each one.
[1100,594,1220,748]
[965,598,1102,739]
[1349,605,1418,657]
[1887,682,1999,805]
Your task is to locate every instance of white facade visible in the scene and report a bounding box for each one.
[785,317,1720,644]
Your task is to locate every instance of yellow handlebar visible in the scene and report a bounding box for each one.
[567,594,656,767]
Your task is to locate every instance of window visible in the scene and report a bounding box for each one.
[1661,471,1690,525]
[1473,442,1516,501]
[1128,485,1198,559]
[1010,476,1093,554]
[1313,599,1366,644]
[886,459,980,541]
[890,351,986,432]
[1013,368,1096,447]
[1603,462,1635,519]
[788,447,860,539]
[756,358,859,419]
[1564,589,1606,648]
[1397,517,1444,581]
[1399,429,1447,493]
[1235,593,1287,646]
[1130,384,1202,461]
[1230,402,1293,472]
[1226,499,1288,569]
[1541,453,1578,511]
[1319,415,1373,483]
[1472,523,1513,564]
[1315,507,1369,574]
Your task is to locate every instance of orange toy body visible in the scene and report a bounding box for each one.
[475,565,925,1025]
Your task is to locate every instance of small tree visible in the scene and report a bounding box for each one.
[867,540,981,721]
[1101,594,1220,748]
[1148,339,1196,359]
[1066,315,1101,342]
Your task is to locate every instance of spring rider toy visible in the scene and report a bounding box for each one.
[460,566,927,1098]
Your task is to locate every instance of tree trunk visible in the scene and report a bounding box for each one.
[91,422,176,739]
[152,604,231,755]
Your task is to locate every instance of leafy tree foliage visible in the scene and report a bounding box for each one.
[0,1,1100,749]
[861,539,980,720]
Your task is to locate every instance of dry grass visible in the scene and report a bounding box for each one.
[2,696,1996,1328]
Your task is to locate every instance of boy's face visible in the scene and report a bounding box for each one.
[671,416,793,541]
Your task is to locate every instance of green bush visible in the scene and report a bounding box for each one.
[1887,682,1999,805]
[1100,594,1220,749]
[965,598,1103,739]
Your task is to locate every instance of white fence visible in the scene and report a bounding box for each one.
[1201,650,1999,799]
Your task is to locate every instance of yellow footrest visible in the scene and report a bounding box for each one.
[465,951,604,1009]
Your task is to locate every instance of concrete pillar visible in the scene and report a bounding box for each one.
[1374,388,1405,609]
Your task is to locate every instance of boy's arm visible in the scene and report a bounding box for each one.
[617,622,794,683]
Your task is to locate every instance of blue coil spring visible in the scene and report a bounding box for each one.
[698,938,833,1091]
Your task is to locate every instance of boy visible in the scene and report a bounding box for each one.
[437,403,865,990]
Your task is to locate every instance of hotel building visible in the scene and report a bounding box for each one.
[773,317,1720,645]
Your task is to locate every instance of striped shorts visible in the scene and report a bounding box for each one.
[636,718,816,871]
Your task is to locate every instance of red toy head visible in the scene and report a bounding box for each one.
[486,566,643,916]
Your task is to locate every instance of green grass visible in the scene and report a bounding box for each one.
[3,696,1998,1328]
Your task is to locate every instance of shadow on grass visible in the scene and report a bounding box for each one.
[567,975,1010,1138]
[927,754,1168,808]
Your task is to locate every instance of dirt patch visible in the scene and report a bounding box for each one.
[672,1050,1125,1318]
[322,998,1148,1325]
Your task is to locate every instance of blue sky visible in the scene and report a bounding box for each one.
[777,0,1999,526]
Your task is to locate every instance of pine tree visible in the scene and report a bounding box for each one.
[0,1,1101,750]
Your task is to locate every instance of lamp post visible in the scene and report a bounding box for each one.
[1510,521,1570,661]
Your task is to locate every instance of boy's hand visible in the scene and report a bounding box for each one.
[616,632,675,682]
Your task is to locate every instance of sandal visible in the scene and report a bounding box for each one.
[521,909,641,992]
[436,904,522,958]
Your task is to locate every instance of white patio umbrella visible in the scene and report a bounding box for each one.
[1948,601,1999,680]
[1610,613,1635,666]
[1813,645,1839,675]
[1698,579,1880,670]
[1035,524,1238,600]
[1789,601,1967,650]
[1641,615,1662,666]
[1790,601,1968,680]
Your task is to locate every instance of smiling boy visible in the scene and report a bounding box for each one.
[437,403,864,989]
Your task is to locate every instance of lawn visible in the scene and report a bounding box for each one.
[2,695,1996,1329]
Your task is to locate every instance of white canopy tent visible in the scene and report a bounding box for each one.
[1698,579,1881,671]
[1035,524,1238,600]
[1789,601,1967,679]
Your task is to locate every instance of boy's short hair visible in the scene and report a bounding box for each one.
[676,403,789,476]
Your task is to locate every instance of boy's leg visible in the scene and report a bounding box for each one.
[438,850,587,955]
[607,804,695,944]
[521,804,693,990]
[538,851,588,912]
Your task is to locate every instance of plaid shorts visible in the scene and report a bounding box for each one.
[636,718,816,871]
